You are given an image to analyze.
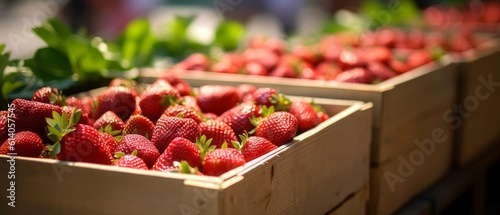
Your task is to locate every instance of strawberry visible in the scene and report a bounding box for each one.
[320,38,343,62]
[151,115,200,153]
[167,160,204,175]
[123,114,154,139]
[314,62,341,80]
[251,88,291,111]
[139,80,180,122]
[80,96,96,120]
[292,44,321,65]
[317,111,330,123]
[217,103,261,137]
[334,68,374,84]
[178,96,201,112]
[367,61,397,81]
[163,105,202,124]
[175,53,210,71]
[32,87,66,106]
[0,111,8,144]
[12,98,62,141]
[288,101,322,133]
[115,134,160,168]
[0,131,45,157]
[236,84,256,103]
[359,47,392,63]
[96,86,136,121]
[407,49,433,69]
[338,49,366,70]
[203,113,219,121]
[388,58,411,74]
[151,136,210,172]
[43,109,113,165]
[243,48,279,71]
[243,62,268,76]
[211,53,243,74]
[65,97,85,113]
[196,85,239,115]
[233,133,277,162]
[199,120,237,148]
[108,78,139,94]
[112,151,148,170]
[100,132,119,153]
[93,111,125,132]
[159,73,192,96]
[247,36,286,56]
[254,107,298,147]
[203,147,246,176]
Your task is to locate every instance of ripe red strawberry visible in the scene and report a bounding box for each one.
[139,80,180,123]
[199,120,237,148]
[236,84,256,103]
[243,48,279,71]
[251,88,291,111]
[123,114,154,139]
[388,58,411,74]
[100,132,119,153]
[247,37,286,56]
[32,87,66,106]
[244,62,268,76]
[292,44,321,65]
[93,111,125,132]
[65,97,85,113]
[178,96,201,112]
[314,62,341,80]
[12,98,62,141]
[44,109,113,165]
[407,49,433,69]
[115,134,160,168]
[151,136,208,172]
[163,105,202,124]
[254,108,298,147]
[108,78,139,95]
[80,96,96,120]
[196,85,239,115]
[159,73,192,96]
[359,47,392,63]
[317,111,330,123]
[288,101,322,133]
[0,131,45,157]
[217,103,261,137]
[211,53,243,74]
[0,111,8,144]
[112,151,148,170]
[175,53,210,71]
[96,86,136,121]
[203,113,219,121]
[334,68,375,84]
[151,115,200,153]
[203,148,246,176]
[367,61,397,81]
[338,49,366,70]
[234,134,277,162]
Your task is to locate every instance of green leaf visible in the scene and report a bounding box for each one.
[32,19,72,50]
[214,20,245,51]
[53,143,61,156]
[27,47,73,82]
[116,19,155,68]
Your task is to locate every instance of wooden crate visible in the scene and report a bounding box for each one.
[141,60,457,215]
[326,188,367,215]
[453,38,500,167]
[0,97,372,215]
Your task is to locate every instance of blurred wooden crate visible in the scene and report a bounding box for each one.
[452,38,500,167]
[141,60,457,215]
[0,95,372,215]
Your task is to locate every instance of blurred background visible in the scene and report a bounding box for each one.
[0,0,445,59]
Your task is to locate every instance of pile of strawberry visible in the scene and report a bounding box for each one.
[0,74,329,176]
[171,27,483,84]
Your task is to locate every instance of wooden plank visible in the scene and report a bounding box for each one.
[394,201,433,215]
[368,108,453,215]
[454,38,500,167]
[326,188,367,215]
[220,102,372,215]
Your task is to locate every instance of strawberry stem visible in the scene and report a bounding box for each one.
[41,107,81,159]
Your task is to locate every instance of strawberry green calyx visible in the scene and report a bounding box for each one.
[249,105,274,133]
[309,100,325,113]
[270,92,291,111]
[99,124,123,142]
[196,135,215,162]
[48,89,67,106]
[232,132,249,150]
[171,161,200,175]
[42,107,82,159]
[112,150,138,164]
[160,95,178,111]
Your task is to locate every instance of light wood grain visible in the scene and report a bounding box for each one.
[326,188,367,215]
